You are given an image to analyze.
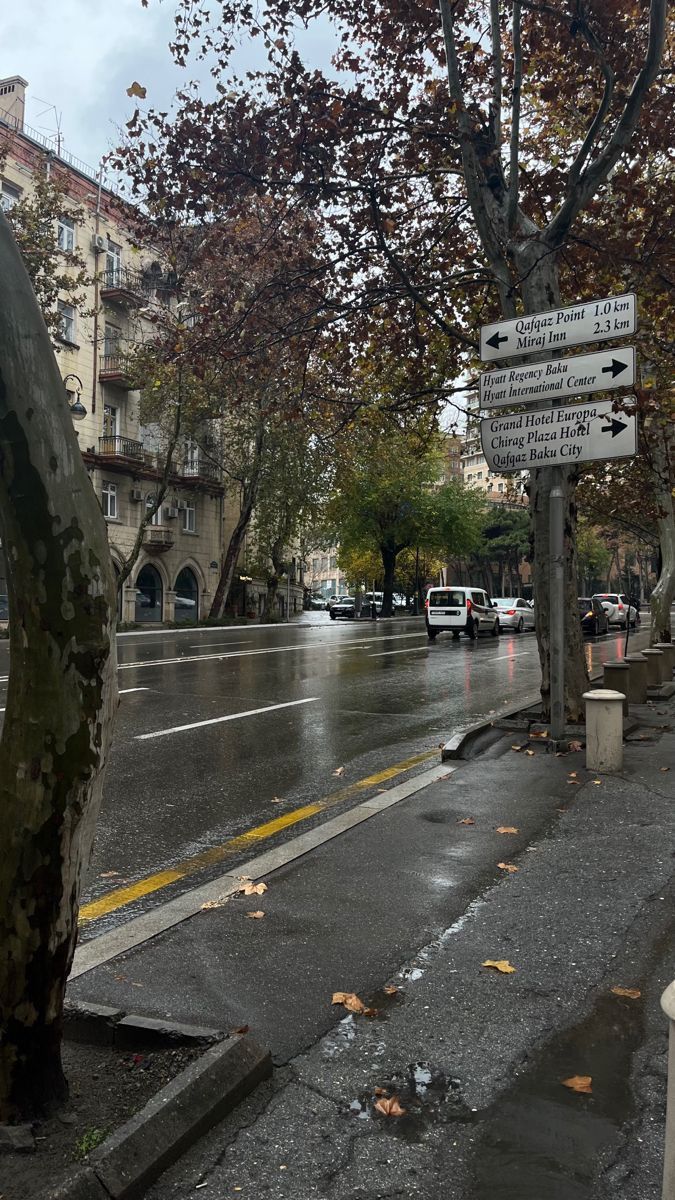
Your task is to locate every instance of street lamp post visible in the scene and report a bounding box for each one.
[63,374,87,422]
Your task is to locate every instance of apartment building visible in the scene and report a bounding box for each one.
[0,75,231,625]
[461,394,525,504]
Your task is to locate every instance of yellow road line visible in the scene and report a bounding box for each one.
[79,748,438,925]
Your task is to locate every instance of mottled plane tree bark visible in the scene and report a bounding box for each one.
[0,213,117,1121]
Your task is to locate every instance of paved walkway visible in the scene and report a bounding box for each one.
[67,688,675,1200]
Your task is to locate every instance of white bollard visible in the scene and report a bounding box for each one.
[583,689,624,773]
[661,981,675,1199]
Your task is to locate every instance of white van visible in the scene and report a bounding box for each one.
[364,591,384,613]
[425,586,500,641]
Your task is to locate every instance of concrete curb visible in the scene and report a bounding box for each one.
[63,1001,223,1048]
[47,1032,271,1200]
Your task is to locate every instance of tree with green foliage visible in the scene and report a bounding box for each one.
[327,421,484,616]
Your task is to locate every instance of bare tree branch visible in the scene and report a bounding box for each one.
[565,2,615,188]
[506,0,522,232]
[490,0,503,147]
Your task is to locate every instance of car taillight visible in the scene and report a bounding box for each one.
[425,597,429,609]
[466,598,472,612]
[506,609,516,615]
[618,603,624,611]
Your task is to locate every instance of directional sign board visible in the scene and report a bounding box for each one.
[480,293,637,362]
[479,346,635,409]
[480,397,637,474]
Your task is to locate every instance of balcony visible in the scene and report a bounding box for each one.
[98,435,145,462]
[99,353,135,389]
[100,266,146,306]
[143,527,174,553]
[180,459,221,484]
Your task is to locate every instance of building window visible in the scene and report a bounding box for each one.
[57,300,76,344]
[106,239,122,277]
[312,558,320,574]
[330,555,337,569]
[103,405,118,437]
[146,494,161,526]
[498,482,504,493]
[1,181,20,212]
[102,481,117,519]
[58,215,75,252]
[183,500,196,533]
[476,471,483,480]
[104,322,121,356]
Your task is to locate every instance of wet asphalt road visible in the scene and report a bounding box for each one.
[0,613,639,925]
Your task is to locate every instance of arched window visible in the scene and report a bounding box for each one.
[135,564,163,622]
[174,566,198,622]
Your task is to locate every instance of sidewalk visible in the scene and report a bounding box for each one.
[69,700,675,1199]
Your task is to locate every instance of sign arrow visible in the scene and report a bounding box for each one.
[601,358,629,379]
[601,417,628,437]
[486,331,509,351]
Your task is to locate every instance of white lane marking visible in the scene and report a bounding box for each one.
[369,646,428,658]
[188,640,253,649]
[489,651,537,663]
[118,631,427,671]
[135,696,319,740]
[119,687,151,695]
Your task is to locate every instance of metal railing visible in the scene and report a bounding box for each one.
[99,353,133,382]
[181,459,221,483]
[100,266,145,295]
[98,436,144,460]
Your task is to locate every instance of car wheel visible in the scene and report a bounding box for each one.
[466,619,476,640]
[427,629,437,641]
[516,617,524,633]
[452,631,460,641]
[620,620,627,630]
[491,618,500,637]
[329,613,336,620]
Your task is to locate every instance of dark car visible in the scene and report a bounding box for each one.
[578,597,609,636]
[329,596,356,620]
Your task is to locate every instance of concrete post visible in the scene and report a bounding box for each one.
[122,586,139,624]
[642,648,665,688]
[583,689,624,773]
[164,589,176,624]
[660,981,675,1199]
[603,663,630,716]
[624,654,648,704]
[655,643,675,678]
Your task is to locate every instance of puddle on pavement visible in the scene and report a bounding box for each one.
[346,1060,473,1142]
[471,992,644,1198]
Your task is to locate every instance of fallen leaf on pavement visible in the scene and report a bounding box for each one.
[201,896,229,910]
[568,771,578,778]
[496,826,519,834]
[458,817,475,825]
[661,766,670,773]
[271,795,284,803]
[383,985,399,995]
[232,1025,249,1035]
[524,749,535,757]
[482,959,516,974]
[592,779,602,785]
[374,1095,406,1117]
[562,1075,592,1094]
[99,870,120,878]
[497,862,519,873]
[364,1007,379,1018]
[568,739,583,752]
[332,991,366,1014]
[332,766,345,776]
[567,779,582,785]
[373,1086,389,1096]
[246,910,265,919]
[530,730,549,739]
[611,986,641,1000]
[511,744,526,752]
[238,880,268,896]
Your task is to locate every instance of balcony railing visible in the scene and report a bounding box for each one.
[100,266,146,303]
[181,459,221,483]
[99,353,134,388]
[144,527,174,552]
[98,435,144,461]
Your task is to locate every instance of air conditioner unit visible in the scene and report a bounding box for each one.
[176,500,187,511]
[91,233,106,254]
[164,505,178,519]
[130,488,143,502]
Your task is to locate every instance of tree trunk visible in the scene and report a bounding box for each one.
[649,425,675,644]
[514,243,589,720]
[0,214,117,1121]
[380,545,397,616]
[208,498,256,619]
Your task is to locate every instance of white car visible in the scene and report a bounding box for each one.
[425,586,500,641]
[492,597,535,633]
[592,592,638,629]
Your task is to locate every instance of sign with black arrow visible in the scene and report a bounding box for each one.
[479,346,635,409]
[480,293,637,362]
[480,397,637,473]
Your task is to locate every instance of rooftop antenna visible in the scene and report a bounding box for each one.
[31,96,63,154]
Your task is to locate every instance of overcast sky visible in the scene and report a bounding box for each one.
[1,1,334,178]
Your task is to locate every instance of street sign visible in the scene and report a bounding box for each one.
[480,397,637,473]
[480,293,637,362]
[479,346,635,409]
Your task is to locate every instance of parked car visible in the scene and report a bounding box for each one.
[592,592,638,629]
[174,595,197,609]
[492,597,535,633]
[425,586,500,641]
[308,596,327,610]
[329,596,356,620]
[578,597,609,636]
[364,591,384,614]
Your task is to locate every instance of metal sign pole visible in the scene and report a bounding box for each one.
[549,468,565,740]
